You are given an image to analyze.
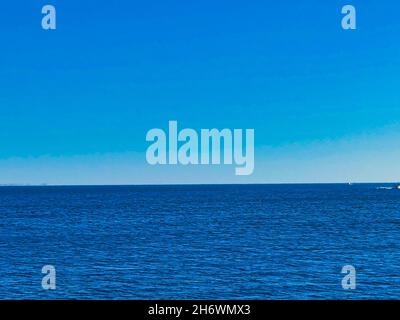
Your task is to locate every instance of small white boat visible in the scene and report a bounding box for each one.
[376,185,400,190]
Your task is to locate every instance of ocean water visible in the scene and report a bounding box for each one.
[1,184,400,299]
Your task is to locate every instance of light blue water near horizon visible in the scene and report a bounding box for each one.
[1,184,400,299]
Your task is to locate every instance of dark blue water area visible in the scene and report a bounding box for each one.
[1,184,400,299]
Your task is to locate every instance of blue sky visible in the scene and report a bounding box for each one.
[1,1,400,184]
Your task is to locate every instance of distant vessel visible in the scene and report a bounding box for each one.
[386,184,400,190]
[376,184,400,190]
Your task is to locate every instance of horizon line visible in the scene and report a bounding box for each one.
[1,181,399,187]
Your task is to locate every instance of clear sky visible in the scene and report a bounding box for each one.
[1,0,400,184]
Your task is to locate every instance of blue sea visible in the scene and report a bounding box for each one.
[1,184,400,299]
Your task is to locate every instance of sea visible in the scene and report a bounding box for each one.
[1,184,400,299]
